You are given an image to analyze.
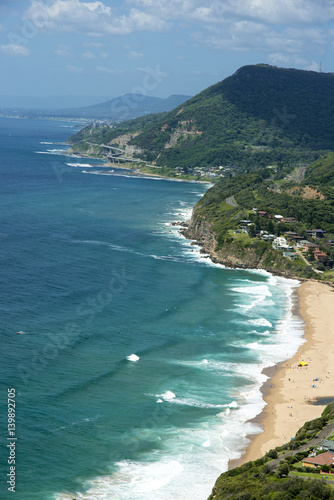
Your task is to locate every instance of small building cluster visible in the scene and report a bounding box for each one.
[239,208,332,266]
[249,208,334,263]
[174,165,232,178]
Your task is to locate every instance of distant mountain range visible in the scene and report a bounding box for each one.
[55,94,192,120]
[0,94,192,121]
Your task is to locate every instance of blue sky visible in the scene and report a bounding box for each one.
[1,0,334,99]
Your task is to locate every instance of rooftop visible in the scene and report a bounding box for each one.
[303,451,334,467]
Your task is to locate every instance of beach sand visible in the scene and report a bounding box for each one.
[231,280,334,467]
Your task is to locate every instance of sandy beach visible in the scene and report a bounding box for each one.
[234,280,334,466]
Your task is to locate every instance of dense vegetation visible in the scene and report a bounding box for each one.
[190,152,334,280]
[69,112,166,149]
[208,402,334,500]
[68,64,334,170]
[195,155,334,236]
[305,152,334,188]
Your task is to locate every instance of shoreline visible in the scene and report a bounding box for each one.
[94,163,213,183]
[229,279,334,469]
[84,166,213,184]
[66,151,213,184]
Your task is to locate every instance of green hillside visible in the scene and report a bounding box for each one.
[186,152,334,281]
[195,153,334,234]
[305,152,334,187]
[68,64,334,171]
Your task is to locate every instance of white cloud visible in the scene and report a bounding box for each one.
[21,0,334,66]
[1,44,30,56]
[191,10,332,60]
[54,44,74,57]
[267,52,308,66]
[66,64,84,72]
[130,0,334,24]
[25,0,112,28]
[267,54,321,73]
[96,66,122,74]
[226,0,334,24]
[82,50,109,58]
[103,9,170,35]
[306,61,322,71]
[125,0,334,59]
[128,50,144,58]
[82,50,95,58]
[24,0,109,32]
[24,0,170,35]
[82,42,104,47]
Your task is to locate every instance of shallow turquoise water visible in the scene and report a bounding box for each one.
[0,117,304,500]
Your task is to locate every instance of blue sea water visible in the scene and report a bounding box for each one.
[0,117,305,500]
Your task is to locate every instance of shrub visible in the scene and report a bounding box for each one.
[265,448,278,460]
[276,461,290,478]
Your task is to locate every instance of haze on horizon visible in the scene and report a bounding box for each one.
[0,0,333,105]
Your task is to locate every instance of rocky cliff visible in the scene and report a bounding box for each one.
[181,211,303,279]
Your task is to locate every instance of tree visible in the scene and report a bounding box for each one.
[267,219,275,234]
[265,448,278,460]
[276,461,290,478]
[307,247,315,261]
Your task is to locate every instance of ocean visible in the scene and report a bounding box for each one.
[0,117,305,500]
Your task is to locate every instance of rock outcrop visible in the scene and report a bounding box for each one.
[181,211,301,279]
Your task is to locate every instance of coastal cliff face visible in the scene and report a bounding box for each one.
[182,211,299,278]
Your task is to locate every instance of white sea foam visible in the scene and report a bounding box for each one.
[250,329,271,336]
[232,284,274,311]
[159,390,176,400]
[155,389,226,408]
[35,149,67,155]
[232,285,272,296]
[53,352,279,500]
[126,354,140,362]
[55,386,264,500]
[220,428,229,438]
[169,397,226,409]
[54,411,251,500]
[149,254,185,263]
[66,163,94,168]
[249,318,273,327]
[171,358,265,383]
